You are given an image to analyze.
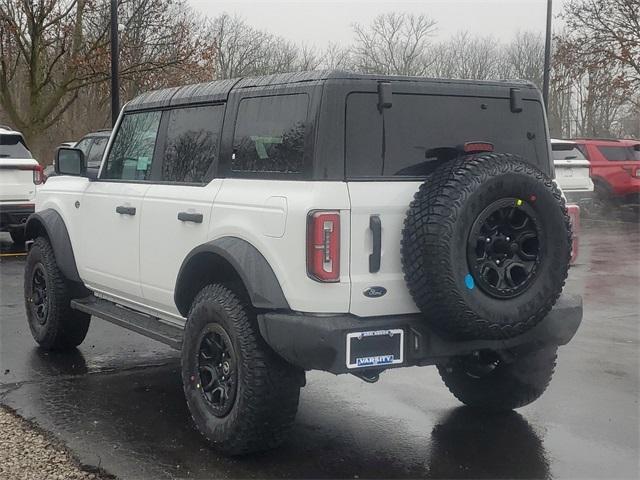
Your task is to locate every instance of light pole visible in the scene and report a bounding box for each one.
[110,0,120,127]
[542,0,552,109]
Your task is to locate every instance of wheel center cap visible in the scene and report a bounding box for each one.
[222,361,230,375]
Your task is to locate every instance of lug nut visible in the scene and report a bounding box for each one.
[486,238,491,243]
[506,236,510,241]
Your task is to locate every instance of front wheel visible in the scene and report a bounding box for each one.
[181,284,303,455]
[437,346,557,411]
[24,237,91,350]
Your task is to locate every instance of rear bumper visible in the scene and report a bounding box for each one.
[258,294,583,374]
[564,189,594,207]
[0,203,34,230]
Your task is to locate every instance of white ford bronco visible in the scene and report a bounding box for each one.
[24,71,582,455]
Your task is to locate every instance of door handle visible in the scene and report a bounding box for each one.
[369,215,381,273]
[116,205,136,216]
[177,212,203,224]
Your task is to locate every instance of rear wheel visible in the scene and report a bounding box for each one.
[24,237,91,350]
[181,284,303,455]
[437,346,557,410]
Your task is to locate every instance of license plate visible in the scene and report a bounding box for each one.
[346,329,404,369]
[557,167,574,177]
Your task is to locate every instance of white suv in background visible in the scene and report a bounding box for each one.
[23,72,582,455]
[0,126,43,244]
[551,138,594,207]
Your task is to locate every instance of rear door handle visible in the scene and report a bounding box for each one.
[177,212,203,224]
[116,205,136,216]
[369,215,381,273]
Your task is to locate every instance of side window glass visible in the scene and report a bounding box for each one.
[86,137,108,167]
[74,138,93,156]
[161,105,224,183]
[232,94,308,174]
[102,111,161,180]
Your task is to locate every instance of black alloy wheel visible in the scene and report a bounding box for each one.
[31,264,49,325]
[197,324,237,417]
[467,198,542,299]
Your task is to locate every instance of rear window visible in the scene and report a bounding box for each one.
[0,134,32,159]
[231,94,308,175]
[597,146,640,161]
[345,93,549,178]
[552,143,587,161]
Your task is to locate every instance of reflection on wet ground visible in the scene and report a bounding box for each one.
[1,216,639,479]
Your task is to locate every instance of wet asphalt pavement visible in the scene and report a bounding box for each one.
[1,215,639,479]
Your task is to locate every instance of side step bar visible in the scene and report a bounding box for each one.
[71,295,183,349]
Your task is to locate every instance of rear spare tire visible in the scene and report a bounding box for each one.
[401,153,571,340]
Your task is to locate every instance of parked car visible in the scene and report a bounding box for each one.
[0,126,43,244]
[45,130,110,179]
[24,71,582,455]
[573,138,640,206]
[551,139,594,207]
[74,129,110,178]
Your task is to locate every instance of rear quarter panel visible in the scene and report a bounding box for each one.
[210,179,352,313]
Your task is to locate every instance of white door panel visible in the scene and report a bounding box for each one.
[211,179,351,314]
[78,181,149,302]
[347,182,421,317]
[140,182,221,315]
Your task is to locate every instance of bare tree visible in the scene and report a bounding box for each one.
[320,43,354,70]
[0,0,206,160]
[563,0,640,85]
[552,32,633,138]
[0,0,92,151]
[208,13,312,79]
[352,12,437,76]
[296,44,323,71]
[502,31,545,88]
[431,32,499,80]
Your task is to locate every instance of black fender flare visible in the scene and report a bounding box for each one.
[24,209,82,283]
[174,237,289,316]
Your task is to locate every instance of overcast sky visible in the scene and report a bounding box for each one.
[188,0,568,47]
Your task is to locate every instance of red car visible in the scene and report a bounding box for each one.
[573,138,640,205]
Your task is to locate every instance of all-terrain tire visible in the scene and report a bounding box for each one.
[181,284,302,456]
[401,153,572,340]
[10,228,25,245]
[437,346,557,410]
[24,237,91,350]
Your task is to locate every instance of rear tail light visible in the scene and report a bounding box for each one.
[17,164,45,185]
[567,204,580,264]
[33,164,45,185]
[621,166,640,178]
[463,141,494,154]
[307,211,340,282]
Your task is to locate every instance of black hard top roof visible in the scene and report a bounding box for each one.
[124,70,538,112]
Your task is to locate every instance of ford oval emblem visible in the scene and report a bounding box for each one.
[363,286,387,298]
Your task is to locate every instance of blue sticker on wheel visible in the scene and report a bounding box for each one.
[464,274,475,289]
